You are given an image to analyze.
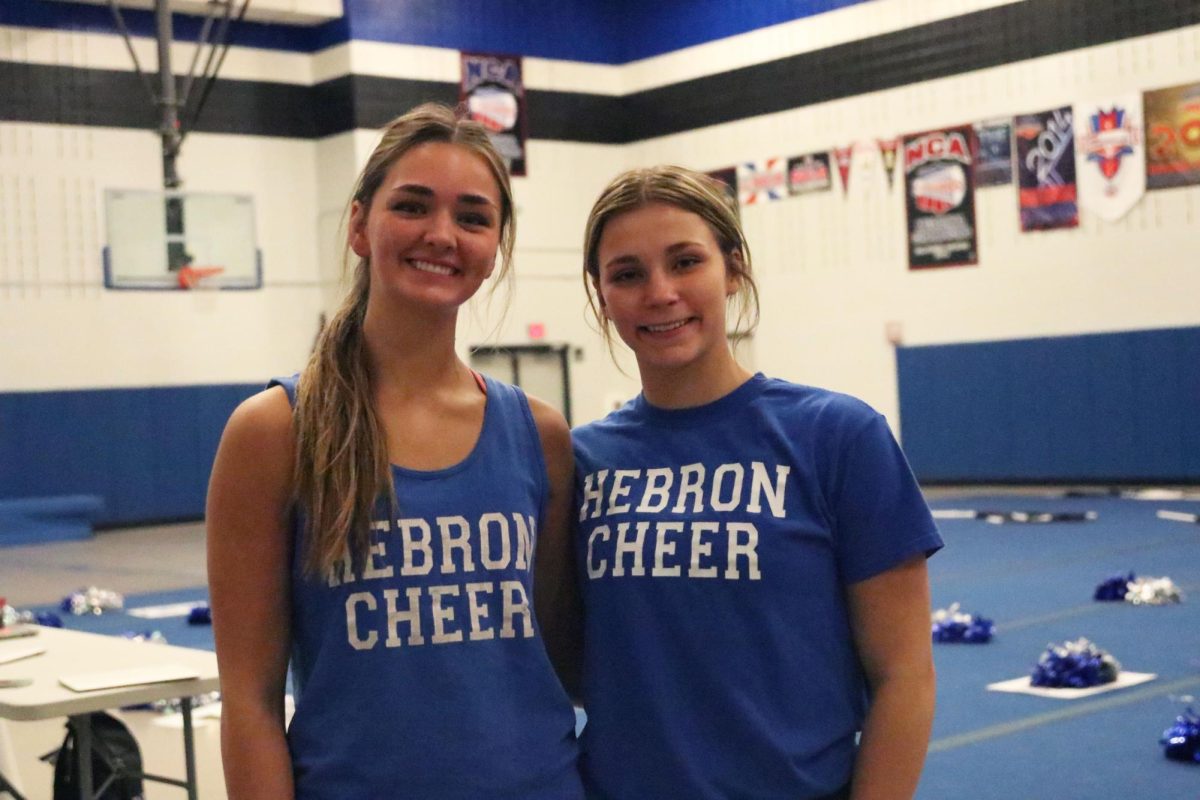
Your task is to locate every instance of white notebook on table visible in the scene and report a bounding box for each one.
[0,644,45,665]
[59,664,200,692]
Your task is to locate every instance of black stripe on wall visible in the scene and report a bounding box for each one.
[0,61,318,138]
[2,0,1197,143]
[622,0,1200,141]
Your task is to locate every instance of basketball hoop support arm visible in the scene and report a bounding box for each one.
[156,1,182,190]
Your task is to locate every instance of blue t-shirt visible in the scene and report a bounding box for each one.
[273,374,583,800]
[572,373,942,799]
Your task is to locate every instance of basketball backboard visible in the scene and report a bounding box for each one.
[102,189,262,290]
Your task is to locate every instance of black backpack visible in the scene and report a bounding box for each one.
[47,712,145,800]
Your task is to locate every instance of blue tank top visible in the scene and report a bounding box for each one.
[271,373,582,800]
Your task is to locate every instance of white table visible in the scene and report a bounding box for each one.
[0,626,219,800]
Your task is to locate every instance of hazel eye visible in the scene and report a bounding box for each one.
[393,200,425,214]
[459,212,493,227]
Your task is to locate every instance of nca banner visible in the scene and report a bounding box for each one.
[460,52,527,176]
[903,125,978,269]
[1074,95,1145,221]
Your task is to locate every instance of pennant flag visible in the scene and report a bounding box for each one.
[833,145,854,193]
[1074,95,1145,221]
[877,138,899,189]
[736,158,787,205]
[1015,106,1078,231]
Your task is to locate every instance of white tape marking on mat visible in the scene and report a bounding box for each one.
[1157,509,1200,524]
[929,675,1200,753]
[126,601,207,619]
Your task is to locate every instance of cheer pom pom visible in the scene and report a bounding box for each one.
[1161,708,1200,764]
[187,605,212,625]
[1029,638,1120,688]
[120,630,167,645]
[33,611,63,627]
[1093,572,1135,601]
[931,603,994,643]
[1126,576,1183,606]
[60,586,125,615]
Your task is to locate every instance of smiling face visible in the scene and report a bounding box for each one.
[350,141,503,315]
[595,202,741,378]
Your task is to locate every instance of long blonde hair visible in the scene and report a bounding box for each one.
[294,103,515,577]
[582,165,759,353]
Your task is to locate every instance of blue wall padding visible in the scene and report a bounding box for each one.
[3,0,871,62]
[0,383,261,527]
[0,494,104,546]
[897,327,1200,483]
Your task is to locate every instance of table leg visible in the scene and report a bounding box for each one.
[71,714,93,800]
[0,719,25,800]
[0,770,29,800]
[181,697,197,800]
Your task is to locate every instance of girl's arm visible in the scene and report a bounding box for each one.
[206,387,297,800]
[846,554,936,800]
[526,396,584,699]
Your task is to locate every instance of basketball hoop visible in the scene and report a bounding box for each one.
[177,265,225,289]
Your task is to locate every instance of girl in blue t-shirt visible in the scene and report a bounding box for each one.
[571,165,943,800]
[207,104,582,800]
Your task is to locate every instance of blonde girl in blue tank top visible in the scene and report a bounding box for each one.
[207,104,583,800]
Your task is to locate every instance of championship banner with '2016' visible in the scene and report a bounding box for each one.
[1015,107,1078,231]
[461,53,527,176]
[903,126,978,270]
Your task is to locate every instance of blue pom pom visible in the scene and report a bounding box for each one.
[1029,638,1120,688]
[34,611,63,628]
[1094,571,1135,601]
[932,604,994,644]
[187,605,212,625]
[1161,708,1200,764]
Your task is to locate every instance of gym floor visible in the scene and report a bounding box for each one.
[2,488,1198,799]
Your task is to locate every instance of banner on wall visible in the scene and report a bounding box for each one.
[833,145,854,193]
[902,126,978,270]
[787,152,832,194]
[1074,95,1145,221]
[1015,107,1078,231]
[1144,82,1200,190]
[973,119,1013,186]
[705,167,740,212]
[877,139,899,190]
[737,158,787,205]
[460,52,527,176]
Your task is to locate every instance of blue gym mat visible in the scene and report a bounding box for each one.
[26,495,1200,797]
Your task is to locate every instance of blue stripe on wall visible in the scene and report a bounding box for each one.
[2,0,327,52]
[7,0,871,62]
[897,327,1200,483]
[615,0,867,61]
[0,384,261,526]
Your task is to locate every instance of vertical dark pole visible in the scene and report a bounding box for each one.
[181,696,198,800]
[157,0,188,272]
[72,715,93,800]
[559,345,572,426]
